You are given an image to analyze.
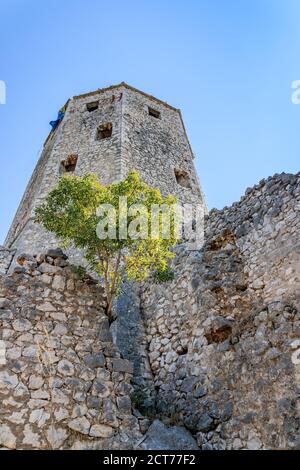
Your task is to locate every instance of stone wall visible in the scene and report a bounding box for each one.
[0,247,16,275]
[4,128,57,251]
[0,250,142,449]
[141,172,300,450]
[206,172,300,303]
[121,86,205,206]
[2,170,299,450]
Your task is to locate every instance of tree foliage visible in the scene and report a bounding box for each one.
[35,171,179,321]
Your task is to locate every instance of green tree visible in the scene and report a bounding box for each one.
[35,171,179,321]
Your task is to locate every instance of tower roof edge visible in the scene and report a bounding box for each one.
[72,82,179,112]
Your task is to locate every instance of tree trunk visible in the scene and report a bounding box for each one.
[106,299,114,324]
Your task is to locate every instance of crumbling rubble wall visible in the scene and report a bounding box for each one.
[0,247,15,275]
[141,173,300,450]
[1,172,299,451]
[0,250,142,449]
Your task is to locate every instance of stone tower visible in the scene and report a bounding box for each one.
[5,82,206,257]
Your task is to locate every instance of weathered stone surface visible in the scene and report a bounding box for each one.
[247,436,262,450]
[52,275,66,291]
[112,358,133,374]
[0,425,17,449]
[68,417,90,435]
[0,253,141,449]
[141,172,300,450]
[0,248,15,275]
[92,379,111,397]
[0,298,10,309]
[22,424,41,447]
[89,424,114,438]
[117,396,132,414]
[29,409,50,427]
[84,352,105,369]
[0,371,18,389]
[46,249,68,260]
[37,301,56,312]
[46,426,69,449]
[57,360,75,377]
[38,263,60,274]
[141,420,198,450]
[22,345,38,358]
[12,319,32,332]
[197,414,214,432]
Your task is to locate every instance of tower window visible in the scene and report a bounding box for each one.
[61,154,78,173]
[148,107,160,119]
[86,101,99,112]
[96,123,112,140]
[174,169,191,189]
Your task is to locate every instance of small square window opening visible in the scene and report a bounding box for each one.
[96,123,113,140]
[174,169,191,189]
[148,107,160,119]
[61,154,78,173]
[86,101,99,112]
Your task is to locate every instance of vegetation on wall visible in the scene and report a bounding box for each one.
[35,171,179,321]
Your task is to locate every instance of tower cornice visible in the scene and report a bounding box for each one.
[73,82,179,112]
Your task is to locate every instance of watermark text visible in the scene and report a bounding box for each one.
[0,80,6,105]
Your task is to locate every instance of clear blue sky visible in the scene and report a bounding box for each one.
[0,0,299,244]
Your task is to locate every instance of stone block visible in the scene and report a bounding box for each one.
[112,358,133,374]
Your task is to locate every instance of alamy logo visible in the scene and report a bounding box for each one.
[95,199,205,251]
[291,80,300,104]
[0,80,6,105]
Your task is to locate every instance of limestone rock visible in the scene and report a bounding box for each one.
[28,375,44,390]
[12,319,32,332]
[6,410,26,425]
[112,358,133,374]
[89,424,114,438]
[57,359,75,376]
[52,275,66,291]
[0,298,10,309]
[46,426,69,449]
[46,249,68,260]
[22,424,41,448]
[68,417,90,435]
[140,420,199,450]
[0,371,18,389]
[29,409,50,427]
[84,352,105,369]
[37,301,57,312]
[0,425,17,449]
[247,436,262,450]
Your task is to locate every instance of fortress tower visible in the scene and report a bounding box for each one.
[5,82,206,256]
